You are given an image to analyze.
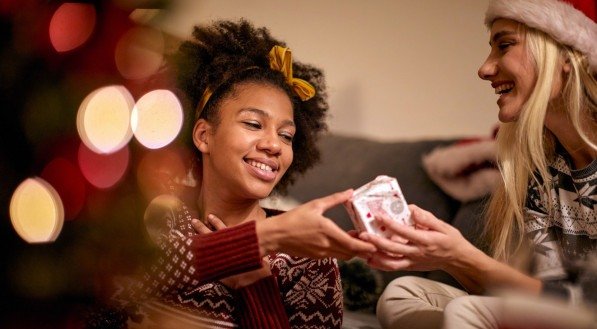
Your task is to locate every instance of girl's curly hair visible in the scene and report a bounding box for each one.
[170,19,328,194]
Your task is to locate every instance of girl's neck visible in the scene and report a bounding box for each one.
[196,188,266,227]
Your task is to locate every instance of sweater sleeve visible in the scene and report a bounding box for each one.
[141,220,262,298]
[189,221,262,282]
[237,275,291,329]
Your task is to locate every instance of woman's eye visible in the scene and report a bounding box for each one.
[498,42,513,51]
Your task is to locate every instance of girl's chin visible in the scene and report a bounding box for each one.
[246,183,277,200]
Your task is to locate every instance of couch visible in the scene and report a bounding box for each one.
[283,133,491,328]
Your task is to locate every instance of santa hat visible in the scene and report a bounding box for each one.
[485,0,597,72]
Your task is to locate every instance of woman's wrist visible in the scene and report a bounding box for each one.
[444,241,491,293]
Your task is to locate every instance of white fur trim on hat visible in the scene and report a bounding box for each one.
[485,0,597,72]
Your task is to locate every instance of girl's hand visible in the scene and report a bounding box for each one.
[359,204,472,272]
[257,189,377,260]
[192,214,272,289]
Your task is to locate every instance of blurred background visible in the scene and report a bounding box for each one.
[0,0,495,327]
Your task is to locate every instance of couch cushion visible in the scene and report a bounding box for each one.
[286,134,461,231]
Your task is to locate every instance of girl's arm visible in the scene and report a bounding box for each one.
[235,276,291,329]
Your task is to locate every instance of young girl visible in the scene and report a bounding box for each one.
[111,20,375,329]
[365,0,596,328]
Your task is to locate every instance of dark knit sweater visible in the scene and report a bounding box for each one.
[114,200,343,328]
[524,150,597,302]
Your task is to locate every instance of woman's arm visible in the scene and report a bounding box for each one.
[360,205,541,295]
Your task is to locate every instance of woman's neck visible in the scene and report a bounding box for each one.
[545,107,597,169]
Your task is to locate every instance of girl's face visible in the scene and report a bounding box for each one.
[194,83,295,200]
[478,19,537,123]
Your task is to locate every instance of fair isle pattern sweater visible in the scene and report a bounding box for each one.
[116,200,343,328]
[524,150,596,300]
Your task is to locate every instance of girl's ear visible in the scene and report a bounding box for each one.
[193,119,211,154]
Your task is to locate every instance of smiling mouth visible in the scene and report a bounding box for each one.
[245,159,276,172]
[495,83,514,95]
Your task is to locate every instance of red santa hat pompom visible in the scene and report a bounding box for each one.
[485,0,597,72]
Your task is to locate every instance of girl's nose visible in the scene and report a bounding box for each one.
[257,132,281,155]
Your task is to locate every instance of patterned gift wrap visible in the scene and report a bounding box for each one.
[344,175,412,238]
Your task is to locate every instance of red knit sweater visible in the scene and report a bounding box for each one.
[114,201,343,328]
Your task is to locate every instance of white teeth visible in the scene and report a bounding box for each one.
[494,83,514,94]
[247,160,273,172]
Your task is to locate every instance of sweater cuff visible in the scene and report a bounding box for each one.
[238,275,290,329]
[190,221,262,283]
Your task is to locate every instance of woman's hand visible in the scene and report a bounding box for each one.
[192,214,272,290]
[257,189,377,261]
[359,204,473,272]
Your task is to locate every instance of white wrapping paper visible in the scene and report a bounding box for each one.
[344,175,412,238]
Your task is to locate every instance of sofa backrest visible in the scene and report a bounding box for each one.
[285,134,461,231]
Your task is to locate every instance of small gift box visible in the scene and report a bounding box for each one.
[344,175,412,238]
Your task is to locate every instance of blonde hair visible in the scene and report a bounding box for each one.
[484,24,597,263]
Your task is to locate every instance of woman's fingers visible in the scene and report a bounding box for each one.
[359,231,418,255]
[376,217,429,245]
[366,252,411,271]
[377,214,444,246]
[192,218,212,234]
[408,205,447,232]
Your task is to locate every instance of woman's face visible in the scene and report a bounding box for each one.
[195,82,295,200]
[478,19,537,123]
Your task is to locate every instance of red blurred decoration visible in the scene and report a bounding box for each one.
[40,157,86,221]
[49,3,96,52]
[78,142,130,189]
[6,0,136,77]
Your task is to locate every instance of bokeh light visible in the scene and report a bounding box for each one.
[77,85,134,154]
[78,142,130,189]
[143,194,183,244]
[49,3,96,52]
[115,26,164,80]
[9,177,65,243]
[40,157,86,220]
[129,9,162,25]
[131,89,183,149]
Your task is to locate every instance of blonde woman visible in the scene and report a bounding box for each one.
[365,0,597,328]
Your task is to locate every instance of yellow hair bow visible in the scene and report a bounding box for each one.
[268,45,316,101]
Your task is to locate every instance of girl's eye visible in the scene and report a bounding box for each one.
[243,121,261,129]
[279,133,294,143]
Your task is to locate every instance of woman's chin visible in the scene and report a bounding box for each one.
[498,109,521,123]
